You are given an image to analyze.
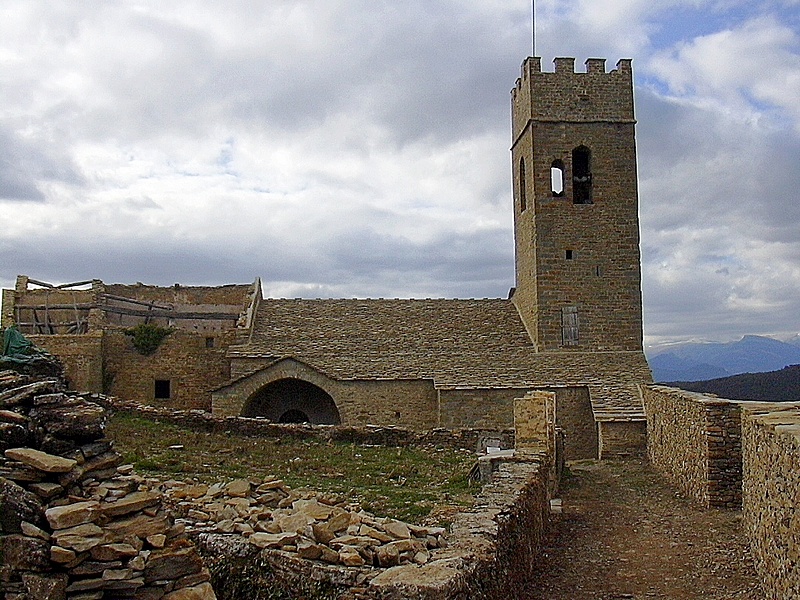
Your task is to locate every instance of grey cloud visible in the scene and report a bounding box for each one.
[62,3,526,148]
[0,209,513,301]
[0,128,82,202]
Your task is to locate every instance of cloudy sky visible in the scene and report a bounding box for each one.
[1,1,798,347]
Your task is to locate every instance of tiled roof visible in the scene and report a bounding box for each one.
[228,298,651,416]
[230,298,534,385]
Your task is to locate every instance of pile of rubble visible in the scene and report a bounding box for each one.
[158,477,447,569]
[0,369,215,600]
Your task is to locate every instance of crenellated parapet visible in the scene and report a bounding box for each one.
[511,57,635,142]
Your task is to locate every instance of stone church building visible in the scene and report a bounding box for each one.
[2,56,652,459]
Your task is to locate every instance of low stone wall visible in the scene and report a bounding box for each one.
[642,386,742,508]
[644,386,800,598]
[99,395,515,453]
[740,403,800,600]
[196,452,552,600]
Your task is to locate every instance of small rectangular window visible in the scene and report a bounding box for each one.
[154,379,171,399]
[561,306,579,346]
[205,336,215,348]
[565,249,574,260]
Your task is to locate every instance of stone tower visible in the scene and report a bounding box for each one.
[510,57,644,353]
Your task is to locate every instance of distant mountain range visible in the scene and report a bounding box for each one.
[647,335,800,383]
[666,364,800,402]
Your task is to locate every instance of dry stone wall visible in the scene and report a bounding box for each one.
[643,385,742,508]
[0,369,216,600]
[741,403,800,600]
[191,453,552,600]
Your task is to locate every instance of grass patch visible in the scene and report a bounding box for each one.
[107,411,479,524]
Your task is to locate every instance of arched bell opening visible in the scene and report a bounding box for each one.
[241,378,341,425]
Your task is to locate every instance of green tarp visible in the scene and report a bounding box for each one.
[1,325,37,364]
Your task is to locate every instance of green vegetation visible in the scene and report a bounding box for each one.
[107,411,477,524]
[124,323,173,355]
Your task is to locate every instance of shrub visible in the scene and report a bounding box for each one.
[124,323,173,355]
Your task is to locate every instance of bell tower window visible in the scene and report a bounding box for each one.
[551,160,565,197]
[519,157,527,212]
[572,146,593,204]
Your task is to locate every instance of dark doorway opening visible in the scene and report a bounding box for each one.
[242,378,341,425]
[279,409,310,423]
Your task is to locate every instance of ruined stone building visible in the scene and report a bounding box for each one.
[1,57,652,460]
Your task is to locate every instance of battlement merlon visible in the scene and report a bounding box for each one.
[511,57,635,144]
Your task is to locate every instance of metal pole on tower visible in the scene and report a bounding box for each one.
[532,0,536,56]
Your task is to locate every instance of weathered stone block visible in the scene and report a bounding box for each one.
[144,547,204,583]
[0,477,44,533]
[0,534,50,570]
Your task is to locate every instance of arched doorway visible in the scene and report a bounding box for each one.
[242,378,341,425]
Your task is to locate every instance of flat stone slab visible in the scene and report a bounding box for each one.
[5,447,77,473]
[100,491,160,518]
[46,500,100,530]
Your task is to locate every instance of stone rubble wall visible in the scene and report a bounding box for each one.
[2,366,551,599]
[97,394,516,453]
[192,452,552,600]
[642,385,742,508]
[740,404,800,600]
[0,369,216,600]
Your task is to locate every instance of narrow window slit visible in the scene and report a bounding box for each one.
[551,159,565,197]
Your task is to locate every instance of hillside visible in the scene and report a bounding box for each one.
[667,364,800,402]
[648,335,800,382]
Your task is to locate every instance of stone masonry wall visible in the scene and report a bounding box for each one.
[643,386,742,508]
[27,334,104,394]
[213,360,440,431]
[438,388,531,430]
[597,419,647,460]
[552,387,596,460]
[104,330,235,411]
[644,388,800,598]
[99,394,516,453]
[740,403,800,600]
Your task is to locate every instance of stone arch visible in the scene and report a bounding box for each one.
[242,377,341,425]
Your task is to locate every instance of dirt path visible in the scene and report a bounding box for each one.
[525,459,765,600]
